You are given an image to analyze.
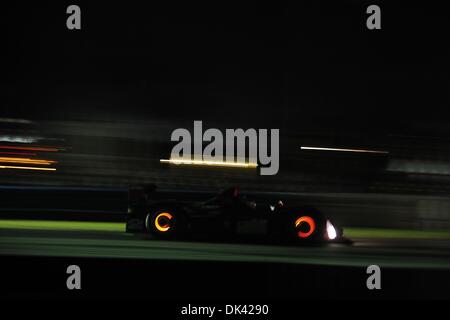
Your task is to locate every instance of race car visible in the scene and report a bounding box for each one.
[126,185,348,244]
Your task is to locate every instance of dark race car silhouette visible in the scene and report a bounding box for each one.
[126,185,350,244]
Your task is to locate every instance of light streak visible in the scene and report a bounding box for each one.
[160,159,258,168]
[0,146,59,152]
[300,146,389,154]
[0,157,57,165]
[0,165,56,171]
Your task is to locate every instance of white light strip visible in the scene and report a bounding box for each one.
[0,165,57,171]
[160,159,258,168]
[301,146,389,154]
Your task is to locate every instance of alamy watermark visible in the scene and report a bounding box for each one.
[366,265,381,290]
[65,5,381,31]
[166,121,280,175]
[66,265,81,290]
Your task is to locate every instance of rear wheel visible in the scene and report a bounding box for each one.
[146,208,186,239]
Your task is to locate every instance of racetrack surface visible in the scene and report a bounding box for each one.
[2,221,450,270]
[3,220,450,300]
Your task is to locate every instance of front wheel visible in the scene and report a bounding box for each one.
[268,209,326,243]
[289,214,324,242]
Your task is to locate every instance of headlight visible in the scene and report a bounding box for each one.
[326,220,337,240]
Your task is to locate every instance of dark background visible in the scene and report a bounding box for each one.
[1,1,450,197]
[2,1,449,134]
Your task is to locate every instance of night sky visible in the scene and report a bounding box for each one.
[2,2,449,137]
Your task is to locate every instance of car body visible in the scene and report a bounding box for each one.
[126,185,349,244]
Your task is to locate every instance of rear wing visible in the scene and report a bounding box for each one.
[128,184,157,204]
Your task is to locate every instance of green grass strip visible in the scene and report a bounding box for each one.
[345,227,450,239]
[1,220,450,239]
[0,220,124,232]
